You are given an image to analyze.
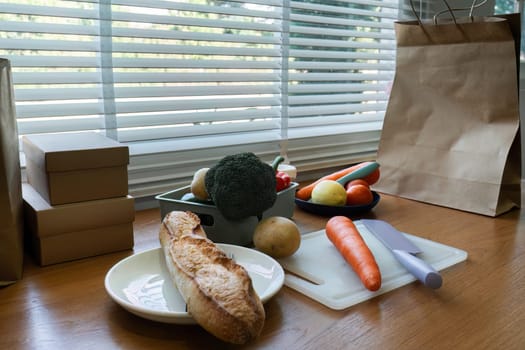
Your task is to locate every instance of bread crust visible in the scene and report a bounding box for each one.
[159,211,265,344]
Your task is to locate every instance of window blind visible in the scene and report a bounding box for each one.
[285,0,397,172]
[0,0,397,198]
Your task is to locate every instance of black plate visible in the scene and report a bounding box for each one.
[294,191,380,217]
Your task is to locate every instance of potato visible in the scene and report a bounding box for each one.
[191,168,209,200]
[253,216,301,258]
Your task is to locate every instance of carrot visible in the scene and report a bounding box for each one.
[325,216,381,291]
[295,161,379,201]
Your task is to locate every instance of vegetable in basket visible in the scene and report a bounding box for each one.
[204,152,277,220]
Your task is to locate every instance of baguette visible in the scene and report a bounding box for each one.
[159,211,265,344]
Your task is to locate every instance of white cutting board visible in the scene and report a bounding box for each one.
[277,221,467,310]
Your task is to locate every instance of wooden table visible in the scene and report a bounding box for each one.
[2,194,524,349]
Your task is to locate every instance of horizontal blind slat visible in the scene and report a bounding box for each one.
[0,3,99,19]
[115,96,281,114]
[328,0,399,10]
[291,14,395,30]
[290,38,395,50]
[119,119,280,143]
[0,21,99,35]
[289,61,394,70]
[112,57,280,69]
[288,83,389,94]
[114,85,281,98]
[113,0,282,20]
[116,0,281,9]
[289,72,394,82]
[289,102,388,117]
[17,103,103,118]
[289,25,394,40]
[289,113,384,129]
[111,42,281,57]
[288,92,389,105]
[111,12,282,32]
[289,49,394,60]
[118,107,281,128]
[127,130,281,157]
[111,27,281,45]
[14,87,102,101]
[290,1,398,20]
[113,72,280,83]
[0,38,100,51]
[5,55,100,68]
[18,117,105,134]
[12,72,101,84]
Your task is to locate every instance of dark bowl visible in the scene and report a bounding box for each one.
[294,191,380,217]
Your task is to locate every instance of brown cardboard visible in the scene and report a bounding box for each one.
[23,132,129,205]
[0,58,24,285]
[23,183,135,266]
[31,222,134,266]
[22,183,135,237]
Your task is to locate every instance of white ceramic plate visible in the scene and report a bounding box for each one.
[104,244,285,324]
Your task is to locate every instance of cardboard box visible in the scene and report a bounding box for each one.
[23,184,135,266]
[31,222,134,266]
[23,132,129,205]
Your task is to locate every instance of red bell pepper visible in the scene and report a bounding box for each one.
[271,155,291,191]
[276,171,291,192]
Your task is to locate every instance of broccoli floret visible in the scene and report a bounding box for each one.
[205,152,277,220]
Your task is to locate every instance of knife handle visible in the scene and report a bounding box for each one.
[392,249,443,289]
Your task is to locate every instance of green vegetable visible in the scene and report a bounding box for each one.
[271,155,285,171]
[205,152,277,220]
[335,161,379,186]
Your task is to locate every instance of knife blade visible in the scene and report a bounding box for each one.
[360,219,442,289]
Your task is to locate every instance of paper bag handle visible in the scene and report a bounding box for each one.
[409,0,489,25]
[433,0,489,24]
[408,0,457,25]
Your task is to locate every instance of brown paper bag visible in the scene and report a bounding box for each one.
[0,59,24,285]
[374,13,521,217]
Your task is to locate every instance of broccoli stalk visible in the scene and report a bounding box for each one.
[204,152,277,220]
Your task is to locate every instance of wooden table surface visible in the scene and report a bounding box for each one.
[1,193,524,350]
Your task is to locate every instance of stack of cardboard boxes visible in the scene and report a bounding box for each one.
[22,132,135,266]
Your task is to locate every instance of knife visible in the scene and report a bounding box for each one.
[360,219,442,289]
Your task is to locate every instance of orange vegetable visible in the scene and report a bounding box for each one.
[296,162,379,201]
[363,167,380,186]
[345,179,370,190]
[345,184,373,206]
[325,216,381,291]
